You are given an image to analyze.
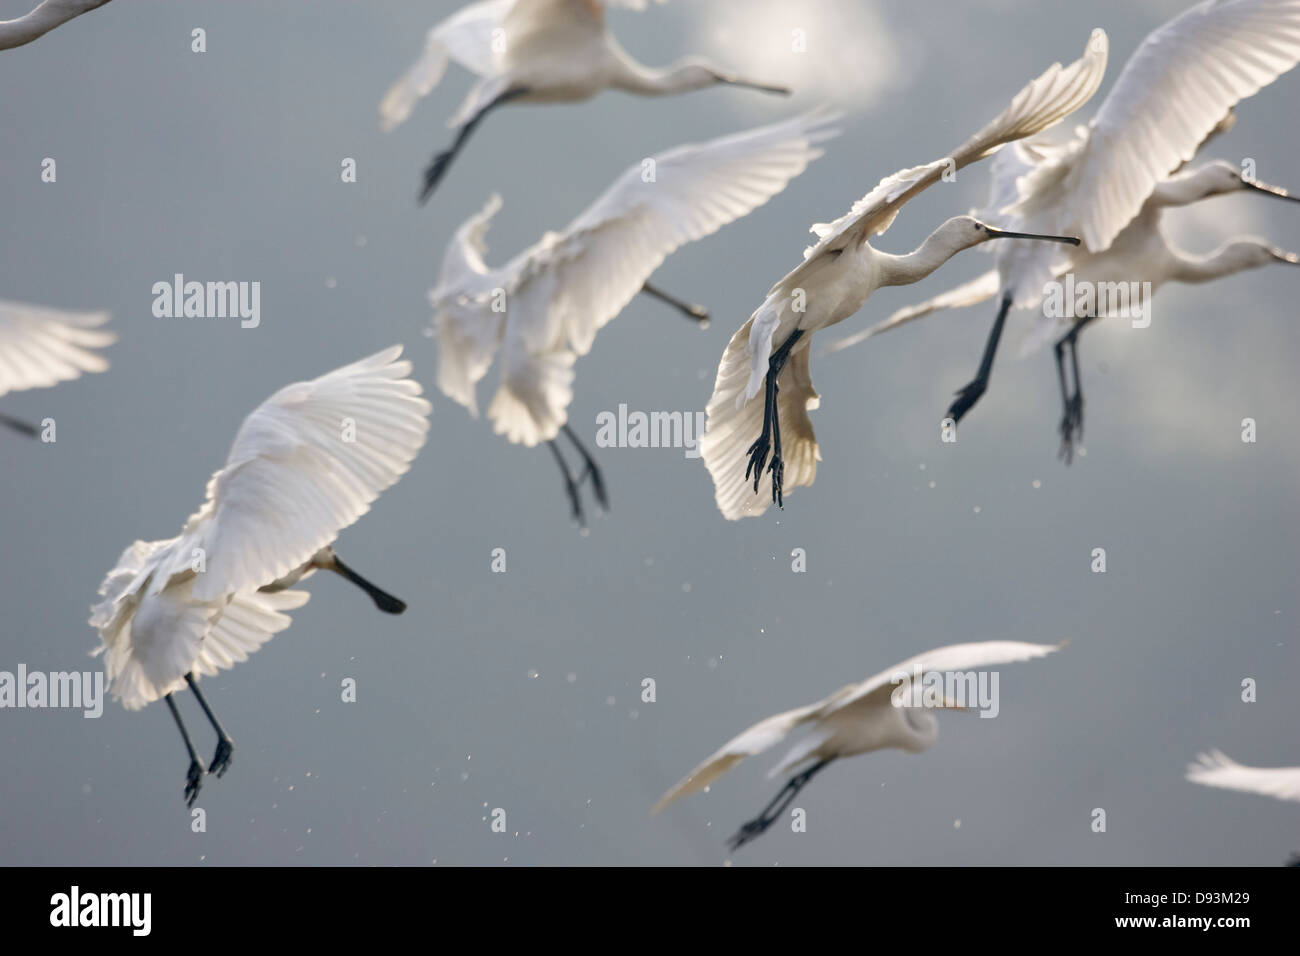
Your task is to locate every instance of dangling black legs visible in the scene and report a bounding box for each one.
[640,281,709,323]
[947,292,1014,424]
[726,758,834,851]
[419,87,530,204]
[0,411,39,438]
[1054,316,1096,463]
[546,425,608,529]
[745,327,805,508]
[165,693,205,808]
[185,673,234,777]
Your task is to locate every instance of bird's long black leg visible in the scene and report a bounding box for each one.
[1056,316,1097,464]
[548,438,587,528]
[165,693,205,807]
[562,423,608,513]
[639,282,710,323]
[419,87,529,204]
[184,674,234,778]
[726,758,833,851]
[948,292,1014,424]
[0,411,39,438]
[745,328,804,502]
[330,554,407,614]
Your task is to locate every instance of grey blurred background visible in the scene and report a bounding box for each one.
[1,0,1296,866]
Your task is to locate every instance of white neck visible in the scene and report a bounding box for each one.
[608,40,714,96]
[0,0,110,51]
[1170,243,1264,284]
[876,230,970,288]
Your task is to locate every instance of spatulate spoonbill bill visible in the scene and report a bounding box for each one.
[0,0,110,51]
[379,0,792,203]
[0,299,114,437]
[652,640,1064,852]
[89,346,431,806]
[826,0,1300,457]
[700,32,1107,520]
[431,110,839,527]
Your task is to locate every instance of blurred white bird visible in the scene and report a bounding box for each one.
[826,0,1300,459]
[1188,749,1300,864]
[1187,750,1300,802]
[0,299,114,437]
[700,33,1106,520]
[380,0,791,202]
[89,346,431,806]
[431,110,839,526]
[0,0,110,51]
[653,640,1065,851]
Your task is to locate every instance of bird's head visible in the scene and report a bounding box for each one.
[1218,238,1300,271]
[939,216,1082,253]
[1198,159,1300,205]
[899,705,940,751]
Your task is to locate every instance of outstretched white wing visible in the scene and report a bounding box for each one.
[651,700,827,814]
[0,299,114,398]
[829,640,1065,713]
[168,346,431,601]
[518,109,841,357]
[1187,750,1300,802]
[1024,0,1300,251]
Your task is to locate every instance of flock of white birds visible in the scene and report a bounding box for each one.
[2,0,1297,858]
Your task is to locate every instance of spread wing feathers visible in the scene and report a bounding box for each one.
[379,0,514,131]
[96,580,309,711]
[1187,750,1300,802]
[166,347,430,602]
[650,700,828,815]
[0,299,114,399]
[822,269,1002,355]
[701,320,819,520]
[432,194,510,416]
[830,640,1065,713]
[1046,0,1300,250]
[509,109,840,358]
[780,30,1107,294]
[190,588,311,679]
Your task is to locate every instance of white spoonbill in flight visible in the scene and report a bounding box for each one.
[0,0,110,51]
[0,299,114,437]
[652,640,1065,851]
[89,346,431,806]
[380,0,791,203]
[700,33,1107,520]
[431,110,839,526]
[825,0,1300,460]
